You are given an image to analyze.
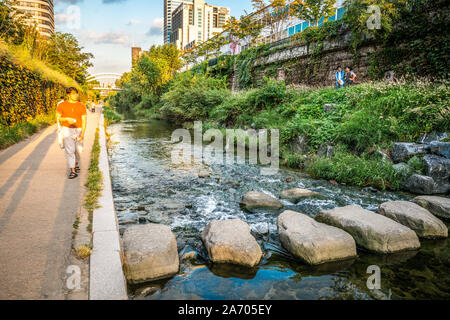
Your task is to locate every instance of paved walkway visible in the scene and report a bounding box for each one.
[0,111,99,299]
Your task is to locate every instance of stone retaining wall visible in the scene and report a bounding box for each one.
[252,33,378,87]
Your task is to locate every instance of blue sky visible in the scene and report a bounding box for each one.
[54,0,253,76]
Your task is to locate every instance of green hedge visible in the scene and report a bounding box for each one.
[0,56,65,126]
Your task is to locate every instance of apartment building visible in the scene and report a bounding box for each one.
[131,47,143,66]
[169,0,230,51]
[13,0,55,38]
[164,0,184,44]
[217,0,347,55]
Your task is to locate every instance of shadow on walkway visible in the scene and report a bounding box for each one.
[0,129,56,234]
[40,173,82,299]
[0,126,54,166]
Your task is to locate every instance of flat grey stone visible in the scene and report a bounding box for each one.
[393,163,411,174]
[402,174,436,195]
[280,188,321,203]
[423,154,450,194]
[278,210,356,265]
[239,191,283,213]
[392,143,427,162]
[201,219,262,267]
[316,205,420,253]
[377,201,447,239]
[122,224,179,284]
[429,142,450,159]
[413,196,450,220]
[90,116,127,300]
[417,131,448,144]
[198,170,211,178]
[92,230,121,253]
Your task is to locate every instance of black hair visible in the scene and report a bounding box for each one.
[66,87,78,94]
[337,66,342,70]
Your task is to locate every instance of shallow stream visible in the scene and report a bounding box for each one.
[108,120,449,300]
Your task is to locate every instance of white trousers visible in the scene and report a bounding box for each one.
[62,127,83,169]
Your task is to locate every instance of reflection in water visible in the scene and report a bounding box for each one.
[108,120,450,300]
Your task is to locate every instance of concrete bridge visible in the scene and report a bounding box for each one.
[87,73,123,94]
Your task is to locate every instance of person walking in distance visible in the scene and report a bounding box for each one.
[56,87,87,179]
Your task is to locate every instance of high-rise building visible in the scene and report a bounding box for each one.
[170,0,229,51]
[12,0,55,38]
[131,47,142,66]
[164,0,184,44]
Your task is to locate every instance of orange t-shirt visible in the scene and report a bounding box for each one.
[56,101,87,128]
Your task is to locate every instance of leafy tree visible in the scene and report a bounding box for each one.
[131,55,162,95]
[1,1,93,85]
[112,44,183,114]
[145,44,183,76]
[43,32,93,84]
[290,0,337,26]
[0,0,27,44]
[251,0,295,42]
[239,13,264,48]
[343,0,408,48]
[223,16,245,55]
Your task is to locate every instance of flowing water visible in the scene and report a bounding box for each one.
[107,120,449,300]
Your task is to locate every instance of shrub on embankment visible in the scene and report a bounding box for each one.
[102,104,123,126]
[0,42,82,149]
[111,70,448,191]
[155,74,449,191]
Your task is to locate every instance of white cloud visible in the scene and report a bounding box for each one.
[82,30,131,46]
[127,19,142,26]
[147,17,163,36]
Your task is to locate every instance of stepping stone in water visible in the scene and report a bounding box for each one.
[198,170,211,178]
[122,224,179,284]
[277,210,357,265]
[280,188,322,203]
[377,201,448,239]
[316,205,420,254]
[201,219,262,267]
[239,191,283,213]
[413,196,450,220]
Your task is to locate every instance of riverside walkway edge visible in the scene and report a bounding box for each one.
[89,113,127,300]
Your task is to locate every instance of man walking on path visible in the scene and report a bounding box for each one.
[56,87,87,179]
[0,104,99,299]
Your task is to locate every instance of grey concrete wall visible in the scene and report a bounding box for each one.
[89,113,128,300]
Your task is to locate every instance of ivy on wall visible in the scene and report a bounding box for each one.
[0,56,65,126]
[189,0,448,89]
[367,0,450,80]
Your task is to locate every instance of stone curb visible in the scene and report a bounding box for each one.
[89,112,128,300]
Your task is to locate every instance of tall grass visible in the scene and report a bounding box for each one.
[84,129,103,214]
[0,112,56,150]
[0,40,80,89]
[102,105,123,126]
[150,75,449,191]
